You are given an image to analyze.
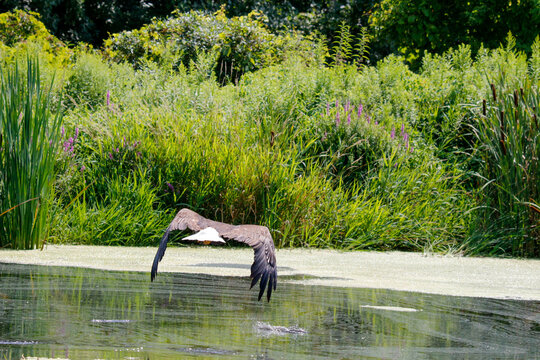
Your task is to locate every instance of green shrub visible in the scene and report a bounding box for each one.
[306,99,406,184]
[102,8,314,83]
[0,10,68,57]
[0,10,50,46]
[64,51,111,108]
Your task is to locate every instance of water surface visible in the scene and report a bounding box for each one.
[0,263,538,359]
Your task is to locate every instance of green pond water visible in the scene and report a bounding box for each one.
[0,262,539,359]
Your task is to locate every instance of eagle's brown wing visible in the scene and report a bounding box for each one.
[151,208,277,301]
[219,224,277,301]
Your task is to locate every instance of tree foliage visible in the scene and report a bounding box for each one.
[0,0,374,47]
[369,0,540,67]
[2,1,538,68]
[0,9,53,46]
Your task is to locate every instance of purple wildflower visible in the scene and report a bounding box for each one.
[336,110,340,126]
[374,120,378,126]
[49,140,53,146]
[366,115,371,124]
[107,90,111,107]
[63,137,74,153]
[403,133,410,151]
[75,127,79,139]
[391,127,395,139]
[357,104,363,118]
[108,153,113,159]
[345,100,350,113]
[80,165,85,172]
[326,102,330,116]
[115,147,119,153]
[401,123,405,137]
[166,182,175,193]
[347,113,351,125]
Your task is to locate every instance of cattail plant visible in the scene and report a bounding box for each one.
[470,74,539,256]
[0,58,63,249]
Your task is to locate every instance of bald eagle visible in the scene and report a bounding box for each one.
[151,208,277,301]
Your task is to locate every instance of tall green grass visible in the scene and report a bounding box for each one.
[467,72,539,256]
[46,66,469,253]
[2,22,536,256]
[0,58,63,249]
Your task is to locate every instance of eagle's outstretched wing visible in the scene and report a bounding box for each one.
[151,208,277,301]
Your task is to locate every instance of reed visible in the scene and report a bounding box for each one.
[468,72,539,256]
[0,57,63,249]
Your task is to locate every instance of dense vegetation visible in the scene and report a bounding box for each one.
[369,0,540,67]
[0,10,538,257]
[2,0,538,65]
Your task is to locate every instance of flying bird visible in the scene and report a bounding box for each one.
[151,208,277,301]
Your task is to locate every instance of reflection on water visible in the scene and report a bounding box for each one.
[0,262,538,359]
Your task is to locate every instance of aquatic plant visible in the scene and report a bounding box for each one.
[467,68,539,256]
[0,58,63,249]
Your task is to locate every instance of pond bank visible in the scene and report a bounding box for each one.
[1,245,539,300]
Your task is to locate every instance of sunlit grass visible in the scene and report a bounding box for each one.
[48,89,469,253]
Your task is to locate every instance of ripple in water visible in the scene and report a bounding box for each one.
[0,340,39,345]
[254,321,307,336]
